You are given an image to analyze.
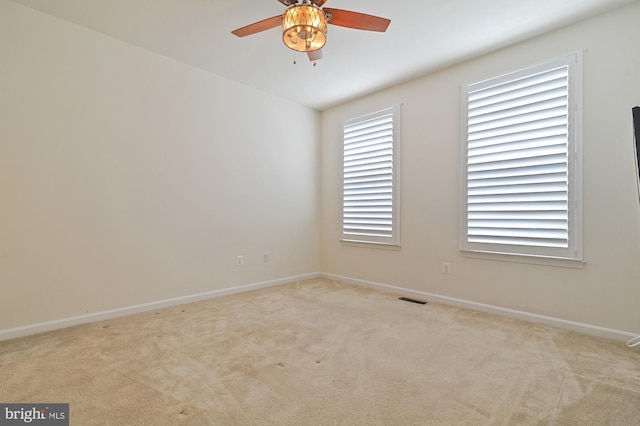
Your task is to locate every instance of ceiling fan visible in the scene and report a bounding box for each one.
[231,0,391,63]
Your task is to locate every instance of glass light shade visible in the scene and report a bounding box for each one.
[282,4,327,52]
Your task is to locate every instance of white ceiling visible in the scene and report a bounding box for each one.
[10,0,636,110]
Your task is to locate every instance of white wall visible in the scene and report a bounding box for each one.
[321,2,640,333]
[2,0,639,337]
[0,0,319,330]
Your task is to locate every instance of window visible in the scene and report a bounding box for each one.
[342,105,401,246]
[461,53,582,263]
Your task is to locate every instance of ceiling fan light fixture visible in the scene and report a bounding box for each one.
[282,4,327,52]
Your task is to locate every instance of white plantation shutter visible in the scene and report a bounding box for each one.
[462,54,582,260]
[342,106,400,245]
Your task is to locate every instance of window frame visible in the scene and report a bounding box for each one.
[341,105,401,247]
[460,53,584,267]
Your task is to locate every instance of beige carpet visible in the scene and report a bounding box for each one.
[1,277,639,425]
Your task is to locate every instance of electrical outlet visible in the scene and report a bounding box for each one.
[263,252,269,263]
[441,262,451,274]
[236,255,244,266]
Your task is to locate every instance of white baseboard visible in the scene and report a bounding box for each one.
[322,273,638,343]
[0,273,321,342]
[3,272,636,344]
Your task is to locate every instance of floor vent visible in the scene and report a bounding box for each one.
[398,297,427,305]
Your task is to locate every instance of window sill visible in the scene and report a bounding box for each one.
[460,250,585,269]
[340,239,401,251]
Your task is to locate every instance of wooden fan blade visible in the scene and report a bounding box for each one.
[307,49,322,62]
[324,8,390,32]
[231,15,282,37]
